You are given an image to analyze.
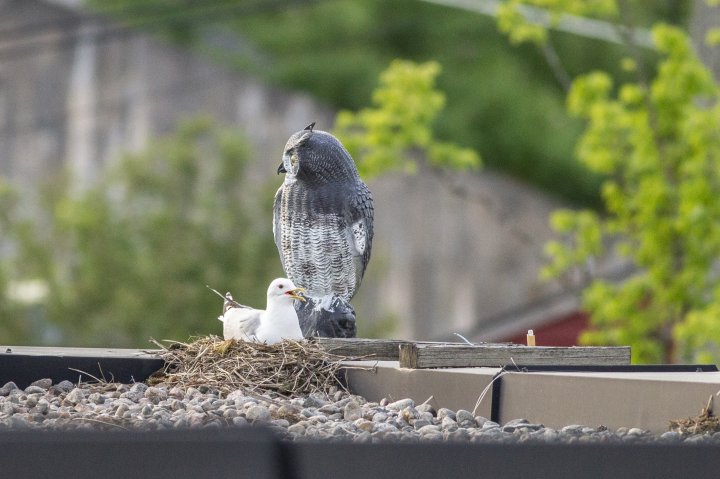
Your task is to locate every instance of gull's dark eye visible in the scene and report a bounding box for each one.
[278,284,284,289]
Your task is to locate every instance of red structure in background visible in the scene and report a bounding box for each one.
[506,311,590,346]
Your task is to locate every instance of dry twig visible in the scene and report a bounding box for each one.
[669,395,720,435]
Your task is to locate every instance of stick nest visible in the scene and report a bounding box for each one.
[669,396,720,435]
[147,335,351,397]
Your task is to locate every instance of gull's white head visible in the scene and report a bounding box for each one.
[266,278,306,305]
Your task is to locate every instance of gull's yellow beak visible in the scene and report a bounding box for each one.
[285,287,306,302]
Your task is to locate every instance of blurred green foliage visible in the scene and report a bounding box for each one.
[1,119,280,347]
[0,181,27,343]
[507,1,720,363]
[84,0,690,206]
[335,60,480,178]
[227,0,688,206]
[357,313,400,340]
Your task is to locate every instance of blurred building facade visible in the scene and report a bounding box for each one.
[1,0,598,344]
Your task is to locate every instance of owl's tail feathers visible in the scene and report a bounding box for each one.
[296,295,357,338]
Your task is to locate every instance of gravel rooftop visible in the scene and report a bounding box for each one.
[1,379,718,445]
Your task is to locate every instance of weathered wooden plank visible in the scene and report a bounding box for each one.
[313,338,412,360]
[313,338,497,361]
[399,343,631,369]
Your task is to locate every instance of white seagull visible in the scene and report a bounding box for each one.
[218,278,306,344]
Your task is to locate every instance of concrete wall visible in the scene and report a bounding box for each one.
[0,0,335,189]
[355,169,565,340]
[0,0,572,342]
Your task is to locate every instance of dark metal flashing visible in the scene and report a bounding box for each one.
[490,370,503,423]
[0,427,280,479]
[1,427,720,479]
[0,346,164,388]
[286,440,720,479]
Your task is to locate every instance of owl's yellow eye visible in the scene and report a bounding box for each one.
[291,152,298,167]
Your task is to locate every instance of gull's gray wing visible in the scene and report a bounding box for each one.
[220,306,262,342]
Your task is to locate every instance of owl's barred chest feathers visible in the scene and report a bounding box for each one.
[278,180,359,299]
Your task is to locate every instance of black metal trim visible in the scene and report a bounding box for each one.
[0,352,164,389]
[286,440,720,479]
[490,369,504,423]
[1,427,720,479]
[0,427,281,478]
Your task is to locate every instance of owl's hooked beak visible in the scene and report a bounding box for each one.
[277,162,287,174]
[285,287,306,302]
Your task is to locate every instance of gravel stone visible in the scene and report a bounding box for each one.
[418,424,441,434]
[441,416,458,431]
[303,394,329,409]
[130,383,148,395]
[1,402,15,415]
[54,381,75,393]
[446,428,470,441]
[272,419,290,428]
[540,428,560,442]
[0,382,18,396]
[354,419,374,432]
[561,424,585,435]
[24,386,46,395]
[455,410,475,425]
[65,388,85,405]
[246,405,271,423]
[505,418,530,426]
[374,422,398,433]
[29,378,53,389]
[387,398,414,411]
[343,401,362,421]
[413,419,432,430]
[318,404,339,414]
[401,406,420,423]
[144,387,166,401]
[518,424,544,432]
[436,408,456,421]
[287,423,306,434]
[372,412,388,423]
[232,416,248,427]
[305,414,325,424]
[36,399,50,414]
[415,403,435,414]
[114,403,129,418]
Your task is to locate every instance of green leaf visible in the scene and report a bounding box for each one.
[335,60,481,178]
